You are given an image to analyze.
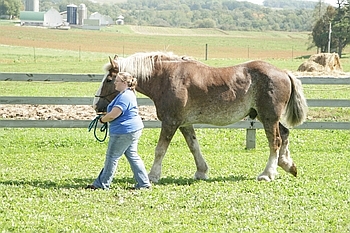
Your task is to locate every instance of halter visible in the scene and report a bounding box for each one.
[95,90,119,103]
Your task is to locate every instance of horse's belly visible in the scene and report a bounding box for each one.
[185,105,250,126]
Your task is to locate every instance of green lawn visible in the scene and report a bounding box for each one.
[0,128,349,232]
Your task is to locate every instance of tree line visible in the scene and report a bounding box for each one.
[2,0,319,31]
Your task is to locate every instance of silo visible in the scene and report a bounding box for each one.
[67,4,77,25]
[78,4,87,25]
[25,0,39,12]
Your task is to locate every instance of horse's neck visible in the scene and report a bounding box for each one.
[135,82,154,100]
[134,62,165,99]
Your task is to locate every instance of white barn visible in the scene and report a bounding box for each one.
[89,12,114,26]
[44,8,63,27]
[20,8,63,27]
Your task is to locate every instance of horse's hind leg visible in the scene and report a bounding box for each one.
[179,125,209,180]
[257,121,281,181]
[148,124,178,183]
[278,123,297,177]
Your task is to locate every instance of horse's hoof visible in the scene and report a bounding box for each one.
[257,175,272,182]
[289,164,297,177]
[257,170,277,181]
[148,174,160,183]
[194,171,208,180]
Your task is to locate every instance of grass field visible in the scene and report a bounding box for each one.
[0,22,350,232]
[0,128,349,232]
[0,21,349,73]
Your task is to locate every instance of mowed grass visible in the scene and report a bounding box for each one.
[0,127,349,232]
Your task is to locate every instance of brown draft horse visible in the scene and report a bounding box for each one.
[93,51,308,182]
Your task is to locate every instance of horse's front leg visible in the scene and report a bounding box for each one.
[148,123,178,183]
[257,122,281,181]
[179,125,209,180]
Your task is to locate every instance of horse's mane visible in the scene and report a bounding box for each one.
[104,51,198,80]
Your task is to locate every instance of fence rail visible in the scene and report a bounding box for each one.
[1,73,349,149]
[0,73,102,82]
[1,72,350,84]
[1,96,350,107]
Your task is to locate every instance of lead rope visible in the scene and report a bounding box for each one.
[88,114,108,142]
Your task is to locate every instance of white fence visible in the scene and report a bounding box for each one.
[1,73,349,149]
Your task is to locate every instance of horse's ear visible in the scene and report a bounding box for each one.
[109,56,117,69]
[113,54,118,60]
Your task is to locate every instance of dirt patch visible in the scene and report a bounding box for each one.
[1,104,347,122]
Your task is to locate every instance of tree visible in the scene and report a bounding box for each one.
[331,0,350,57]
[0,0,22,19]
[195,18,215,28]
[310,6,337,52]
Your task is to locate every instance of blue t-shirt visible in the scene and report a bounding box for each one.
[106,89,144,134]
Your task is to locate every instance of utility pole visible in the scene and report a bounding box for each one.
[328,22,332,52]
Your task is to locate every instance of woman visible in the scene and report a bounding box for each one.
[86,72,151,190]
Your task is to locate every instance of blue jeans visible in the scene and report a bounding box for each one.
[93,129,151,189]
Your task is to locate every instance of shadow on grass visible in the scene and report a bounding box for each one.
[149,174,253,186]
[0,175,253,189]
[295,54,311,59]
[0,178,95,189]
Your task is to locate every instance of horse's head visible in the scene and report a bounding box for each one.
[93,52,173,112]
[93,55,120,113]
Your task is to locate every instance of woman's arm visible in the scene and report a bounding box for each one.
[99,107,122,123]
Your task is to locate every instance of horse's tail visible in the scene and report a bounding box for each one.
[284,71,308,127]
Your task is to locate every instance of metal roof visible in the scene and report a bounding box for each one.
[20,11,45,21]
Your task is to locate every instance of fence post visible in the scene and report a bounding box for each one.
[245,121,256,149]
[205,44,208,60]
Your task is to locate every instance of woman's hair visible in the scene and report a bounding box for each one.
[118,72,137,91]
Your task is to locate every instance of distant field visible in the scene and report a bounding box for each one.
[1,23,312,59]
[0,22,349,73]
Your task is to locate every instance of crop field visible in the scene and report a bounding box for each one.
[0,22,350,232]
[1,21,350,73]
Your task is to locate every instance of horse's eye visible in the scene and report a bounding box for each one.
[106,76,113,82]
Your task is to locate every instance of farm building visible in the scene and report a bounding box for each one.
[78,4,88,25]
[89,12,114,26]
[116,15,124,25]
[19,2,114,30]
[66,4,78,25]
[82,19,100,30]
[60,3,87,26]
[25,0,39,12]
[20,8,63,27]
[20,11,44,26]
